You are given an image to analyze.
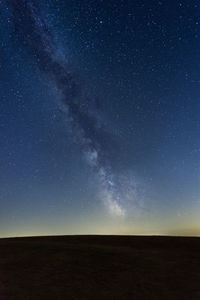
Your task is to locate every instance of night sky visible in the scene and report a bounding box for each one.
[0,0,199,237]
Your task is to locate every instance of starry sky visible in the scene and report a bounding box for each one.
[0,0,200,237]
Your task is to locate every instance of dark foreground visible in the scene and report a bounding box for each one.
[0,235,200,299]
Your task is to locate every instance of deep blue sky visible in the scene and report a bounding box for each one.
[0,0,200,237]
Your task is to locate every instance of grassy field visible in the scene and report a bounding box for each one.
[0,235,200,299]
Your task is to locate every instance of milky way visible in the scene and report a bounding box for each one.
[1,0,199,237]
[9,0,128,216]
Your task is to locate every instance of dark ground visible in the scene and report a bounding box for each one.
[0,235,200,299]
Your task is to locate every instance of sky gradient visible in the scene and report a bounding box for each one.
[0,0,200,237]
